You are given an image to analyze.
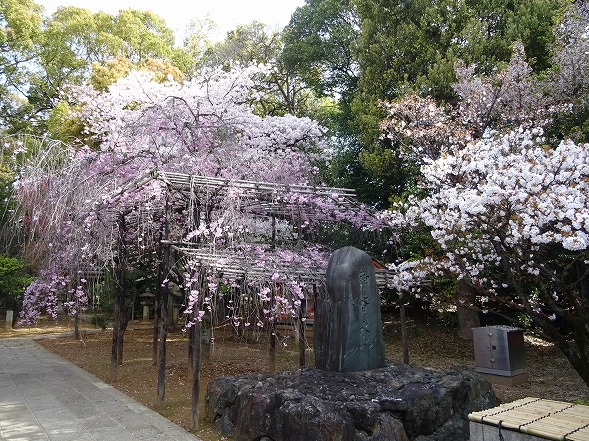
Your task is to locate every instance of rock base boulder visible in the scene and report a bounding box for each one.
[205,363,498,441]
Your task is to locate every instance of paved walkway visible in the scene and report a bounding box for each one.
[0,337,202,441]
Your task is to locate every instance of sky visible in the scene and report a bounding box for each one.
[36,0,306,44]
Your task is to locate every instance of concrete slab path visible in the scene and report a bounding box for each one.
[0,337,202,441]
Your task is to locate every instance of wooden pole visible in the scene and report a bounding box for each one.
[116,219,127,366]
[269,284,277,372]
[111,213,127,379]
[153,228,163,365]
[400,292,409,364]
[190,315,202,430]
[269,215,277,371]
[298,296,306,367]
[157,194,171,408]
[157,280,169,407]
[73,310,79,340]
[188,317,194,372]
[152,295,159,364]
[201,310,211,362]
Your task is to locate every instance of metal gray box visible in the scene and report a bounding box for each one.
[472,326,527,376]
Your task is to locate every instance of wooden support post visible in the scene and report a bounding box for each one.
[269,284,277,372]
[111,213,127,379]
[201,310,211,362]
[298,297,306,367]
[188,319,194,372]
[152,295,159,364]
[157,195,171,408]
[400,292,409,364]
[271,215,276,247]
[153,229,163,365]
[157,284,169,408]
[73,310,79,340]
[269,215,277,371]
[190,315,202,430]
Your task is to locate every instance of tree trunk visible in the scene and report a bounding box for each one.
[110,321,119,381]
[117,312,127,365]
[576,261,589,302]
[535,314,589,389]
[455,280,480,340]
[567,335,589,388]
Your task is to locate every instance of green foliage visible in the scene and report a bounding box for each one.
[89,314,108,330]
[111,9,175,61]
[89,271,116,317]
[90,57,185,91]
[204,21,278,70]
[0,0,42,49]
[0,0,43,73]
[282,0,359,98]
[350,0,565,206]
[0,254,34,310]
[176,18,217,77]
[46,101,87,143]
[0,3,180,135]
[352,0,563,126]
[283,0,365,191]
[0,0,43,133]
[201,21,328,119]
[549,108,589,143]
[0,161,14,220]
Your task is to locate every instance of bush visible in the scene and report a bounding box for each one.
[90,314,108,330]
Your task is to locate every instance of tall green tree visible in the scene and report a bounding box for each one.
[282,0,361,139]
[203,22,322,118]
[1,3,180,135]
[176,18,217,77]
[352,0,565,202]
[283,0,393,207]
[283,0,359,100]
[0,0,43,133]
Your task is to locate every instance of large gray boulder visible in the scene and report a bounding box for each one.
[205,363,498,441]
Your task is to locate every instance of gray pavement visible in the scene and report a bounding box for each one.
[0,337,202,441]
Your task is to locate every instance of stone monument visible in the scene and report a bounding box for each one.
[5,309,13,331]
[315,246,385,372]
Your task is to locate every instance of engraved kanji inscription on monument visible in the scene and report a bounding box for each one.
[315,246,385,372]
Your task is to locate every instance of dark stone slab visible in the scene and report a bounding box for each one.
[315,246,385,372]
[205,364,499,441]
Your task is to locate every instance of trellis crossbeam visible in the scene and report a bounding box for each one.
[157,171,357,198]
[173,245,394,287]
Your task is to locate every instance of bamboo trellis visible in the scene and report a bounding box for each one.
[100,169,394,429]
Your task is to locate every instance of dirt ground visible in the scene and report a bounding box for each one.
[2,314,589,440]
